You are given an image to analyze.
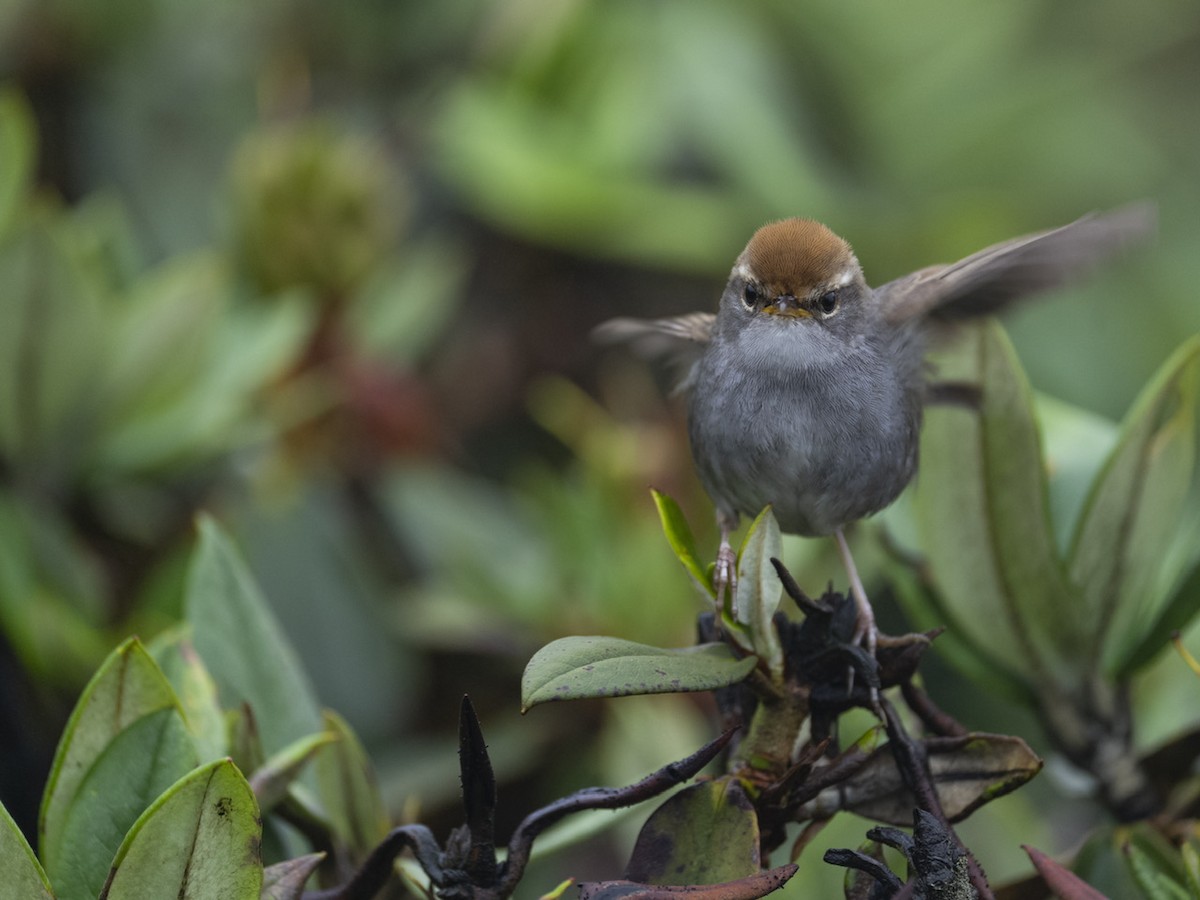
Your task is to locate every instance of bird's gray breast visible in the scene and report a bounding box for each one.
[686,326,922,536]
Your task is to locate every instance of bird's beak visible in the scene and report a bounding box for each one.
[764,295,811,318]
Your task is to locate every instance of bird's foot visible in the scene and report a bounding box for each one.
[714,539,738,610]
[835,528,881,714]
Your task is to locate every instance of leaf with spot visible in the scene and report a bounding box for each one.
[51,709,198,900]
[99,759,262,900]
[0,798,53,900]
[522,637,756,711]
[624,779,760,885]
[39,637,188,880]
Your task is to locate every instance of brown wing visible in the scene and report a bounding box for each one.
[880,203,1155,324]
[592,312,715,392]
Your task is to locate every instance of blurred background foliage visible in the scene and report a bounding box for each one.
[0,0,1199,895]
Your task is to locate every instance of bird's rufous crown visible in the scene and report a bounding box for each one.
[743,219,858,294]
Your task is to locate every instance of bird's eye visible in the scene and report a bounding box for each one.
[817,290,839,316]
[742,283,762,309]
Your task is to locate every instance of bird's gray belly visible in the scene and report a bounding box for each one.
[687,361,920,536]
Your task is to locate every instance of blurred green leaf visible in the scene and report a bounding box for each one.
[521,637,755,711]
[652,489,713,598]
[184,515,323,756]
[39,637,183,876]
[147,626,228,763]
[315,710,389,858]
[0,221,104,474]
[1124,837,1191,900]
[624,779,759,885]
[261,853,325,900]
[916,323,1083,689]
[0,88,35,238]
[100,759,262,900]
[52,708,197,900]
[0,799,53,900]
[249,732,336,814]
[1035,393,1119,556]
[344,235,466,363]
[1068,336,1200,676]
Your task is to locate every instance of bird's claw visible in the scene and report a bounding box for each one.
[714,540,738,610]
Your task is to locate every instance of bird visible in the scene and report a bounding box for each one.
[596,205,1154,668]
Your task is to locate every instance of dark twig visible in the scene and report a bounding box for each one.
[901,680,968,738]
[880,699,993,900]
[498,727,737,894]
[302,825,443,900]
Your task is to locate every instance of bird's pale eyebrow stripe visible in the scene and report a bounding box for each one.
[734,262,753,280]
[835,267,856,287]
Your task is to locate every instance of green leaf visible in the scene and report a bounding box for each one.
[0,88,35,238]
[1067,336,1200,676]
[522,637,756,711]
[39,638,183,875]
[148,626,228,762]
[0,221,105,471]
[261,853,325,900]
[916,323,1083,689]
[100,759,262,900]
[652,489,714,597]
[0,799,53,900]
[624,779,759,885]
[315,710,389,857]
[1124,840,1190,900]
[735,507,784,679]
[249,731,337,814]
[51,709,198,900]
[184,516,323,757]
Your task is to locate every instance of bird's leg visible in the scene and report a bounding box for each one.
[834,527,880,708]
[713,512,739,611]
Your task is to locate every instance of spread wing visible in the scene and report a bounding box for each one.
[592,312,715,393]
[880,203,1155,324]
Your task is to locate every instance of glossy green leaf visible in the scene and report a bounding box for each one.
[522,637,756,711]
[315,710,389,856]
[148,627,228,762]
[0,88,35,237]
[0,799,53,900]
[100,759,262,900]
[652,489,714,597]
[261,853,325,900]
[51,709,198,900]
[39,638,182,874]
[735,507,784,679]
[1067,336,1200,675]
[624,779,759,885]
[184,516,323,756]
[916,323,1082,689]
[249,731,336,813]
